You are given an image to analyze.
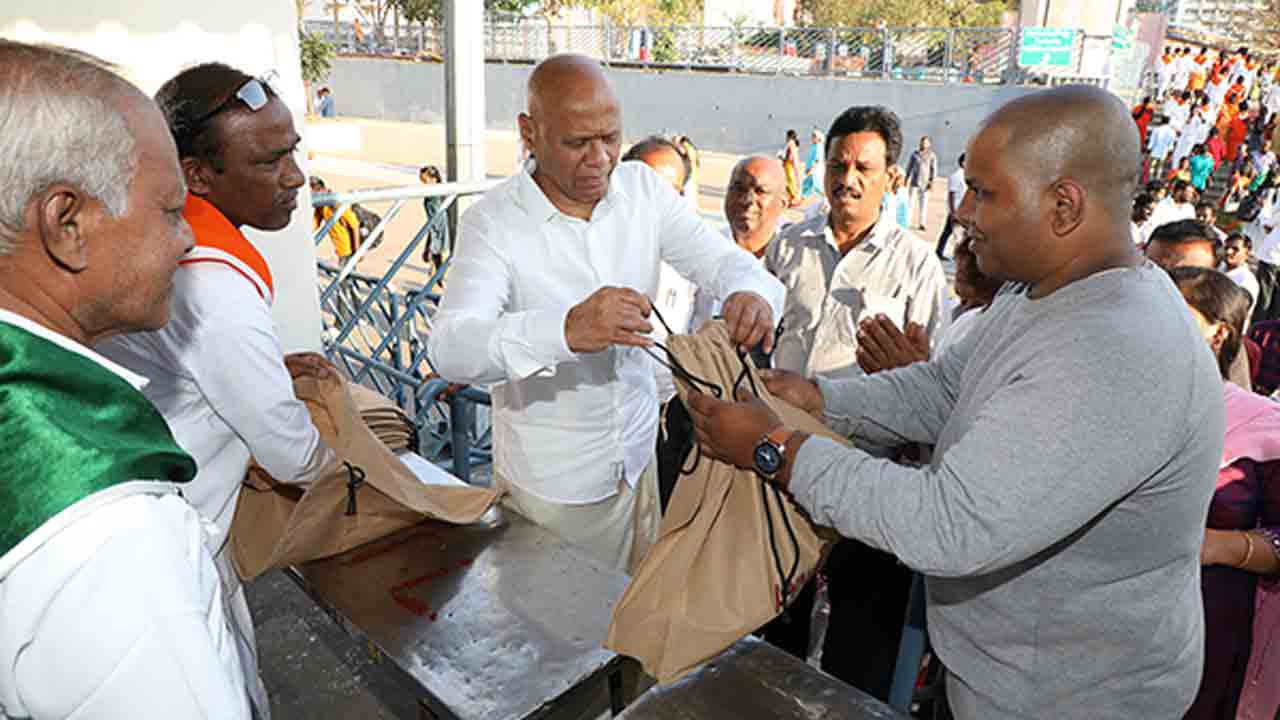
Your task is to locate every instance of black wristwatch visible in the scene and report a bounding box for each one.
[753,427,795,479]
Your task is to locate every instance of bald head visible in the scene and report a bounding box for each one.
[725,155,787,253]
[519,54,623,218]
[527,53,618,118]
[979,85,1141,217]
[956,85,1143,296]
[623,137,687,193]
[731,155,785,190]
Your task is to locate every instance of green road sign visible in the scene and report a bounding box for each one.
[1019,28,1077,68]
[1112,25,1134,51]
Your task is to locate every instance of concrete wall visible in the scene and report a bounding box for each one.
[327,57,1044,169]
[1,0,323,352]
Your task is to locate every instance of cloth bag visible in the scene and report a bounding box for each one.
[228,372,499,581]
[606,321,846,683]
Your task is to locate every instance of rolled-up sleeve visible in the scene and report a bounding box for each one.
[427,211,577,384]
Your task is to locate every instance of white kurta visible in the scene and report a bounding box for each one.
[97,251,337,718]
[0,313,249,720]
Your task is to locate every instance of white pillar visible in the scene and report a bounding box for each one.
[445,0,486,187]
[1,0,324,352]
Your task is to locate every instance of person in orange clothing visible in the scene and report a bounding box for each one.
[1133,97,1155,146]
[1218,78,1248,135]
[309,176,361,263]
[1188,50,1208,92]
[1225,101,1251,166]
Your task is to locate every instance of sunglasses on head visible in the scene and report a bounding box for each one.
[193,70,280,127]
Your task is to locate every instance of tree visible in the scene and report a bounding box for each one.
[796,0,1006,27]
[1246,0,1280,50]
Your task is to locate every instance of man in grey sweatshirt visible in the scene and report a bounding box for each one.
[687,86,1224,719]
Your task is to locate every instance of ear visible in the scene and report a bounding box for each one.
[1212,322,1230,353]
[182,156,213,197]
[34,185,93,273]
[517,112,535,153]
[1048,178,1085,237]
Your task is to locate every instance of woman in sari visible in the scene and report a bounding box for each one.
[782,129,800,207]
[1169,267,1280,720]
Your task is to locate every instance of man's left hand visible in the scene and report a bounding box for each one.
[686,388,783,471]
[721,291,776,354]
[284,352,338,380]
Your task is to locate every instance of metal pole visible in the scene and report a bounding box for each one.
[945,29,954,83]
[827,27,836,76]
[444,0,487,230]
[777,26,785,75]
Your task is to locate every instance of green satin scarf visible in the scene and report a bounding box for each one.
[0,321,195,557]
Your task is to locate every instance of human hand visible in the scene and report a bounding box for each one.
[721,291,775,354]
[564,287,654,353]
[244,463,276,491]
[686,387,783,471]
[758,368,824,418]
[857,315,929,374]
[1201,528,1244,567]
[284,352,338,380]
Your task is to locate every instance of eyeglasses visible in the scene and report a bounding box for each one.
[193,70,279,128]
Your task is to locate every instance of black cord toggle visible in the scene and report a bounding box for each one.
[344,462,367,516]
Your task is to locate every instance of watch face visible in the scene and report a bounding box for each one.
[754,442,782,475]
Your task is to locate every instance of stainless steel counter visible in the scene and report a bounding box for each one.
[288,510,632,720]
[617,636,911,720]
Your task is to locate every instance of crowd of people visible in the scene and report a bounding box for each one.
[1132,46,1280,326]
[5,34,1280,720]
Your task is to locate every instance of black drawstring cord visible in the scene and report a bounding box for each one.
[647,304,800,608]
[343,463,366,516]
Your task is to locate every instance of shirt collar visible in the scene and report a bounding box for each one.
[511,160,630,223]
[804,209,898,255]
[0,308,148,391]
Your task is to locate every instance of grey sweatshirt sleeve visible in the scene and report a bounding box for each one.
[790,343,1197,578]
[816,312,975,445]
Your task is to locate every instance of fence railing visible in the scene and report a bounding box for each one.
[304,19,1099,85]
[313,181,498,484]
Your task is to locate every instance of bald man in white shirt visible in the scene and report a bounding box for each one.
[428,55,784,572]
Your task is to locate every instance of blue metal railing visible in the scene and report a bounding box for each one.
[312,181,500,483]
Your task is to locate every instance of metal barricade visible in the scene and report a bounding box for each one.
[951,27,1016,84]
[312,18,1084,88]
[312,181,500,482]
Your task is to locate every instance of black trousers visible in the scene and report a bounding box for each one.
[935,214,957,258]
[761,538,914,702]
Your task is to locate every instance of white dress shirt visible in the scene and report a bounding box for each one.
[947,168,967,213]
[427,162,785,504]
[0,311,249,720]
[98,262,336,547]
[1149,197,1196,233]
[766,211,949,380]
[1227,265,1260,313]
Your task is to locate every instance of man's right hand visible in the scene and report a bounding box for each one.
[759,368,825,419]
[564,287,655,353]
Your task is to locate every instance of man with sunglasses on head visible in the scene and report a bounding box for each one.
[98,62,338,718]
